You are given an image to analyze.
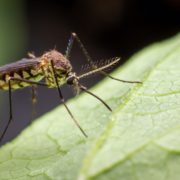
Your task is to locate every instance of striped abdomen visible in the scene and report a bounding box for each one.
[0,50,72,90]
[0,68,44,90]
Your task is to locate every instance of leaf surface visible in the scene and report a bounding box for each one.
[0,34,180,180]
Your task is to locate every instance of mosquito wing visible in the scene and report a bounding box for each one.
[0,58,41,74]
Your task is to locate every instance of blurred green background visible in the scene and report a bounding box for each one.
[0,0,26,65]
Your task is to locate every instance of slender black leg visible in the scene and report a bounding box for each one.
[0,78,47,143]
[66,32,93,65]
[50,60,88,138]
[79,84,112,112]
[10,78,47,124]
[31,85,37,123]
[65,33,75,59]
[67,32,141,83]
[101,71,142,83]
[0,80,13,142]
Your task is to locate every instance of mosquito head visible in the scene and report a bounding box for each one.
[66,72,79,85]
[66,72,82,94]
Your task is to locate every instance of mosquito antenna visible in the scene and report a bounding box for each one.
[50,60,88,138]
[79,84,112,112]
[78,57,120,80]
[70,33,141,84]
[78,58,141,83]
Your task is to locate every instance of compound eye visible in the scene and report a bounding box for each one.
[67,76,75,85]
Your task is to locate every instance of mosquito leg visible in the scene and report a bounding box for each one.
[0,79,13,142]
[50,60,88,138]
[65,33,75,59]
[69,32,141,83]
[65,32,95,65]
[31,85,37,124]
[10,78,47,123]
[101,71,142,84]
[68,32,93,64]
[79,84,112,112]
[0,78,47,142]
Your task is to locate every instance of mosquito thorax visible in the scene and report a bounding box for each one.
[40,50,72,71]
[40,50,72,87]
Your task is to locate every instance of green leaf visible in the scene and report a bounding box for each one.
[0,34,180,180]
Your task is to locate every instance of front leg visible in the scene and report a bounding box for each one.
[0,77,47,143]
[50,60,88,137]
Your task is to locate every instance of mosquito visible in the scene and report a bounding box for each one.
[0,33,141,142]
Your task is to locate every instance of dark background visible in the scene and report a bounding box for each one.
[0,0,179,144]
